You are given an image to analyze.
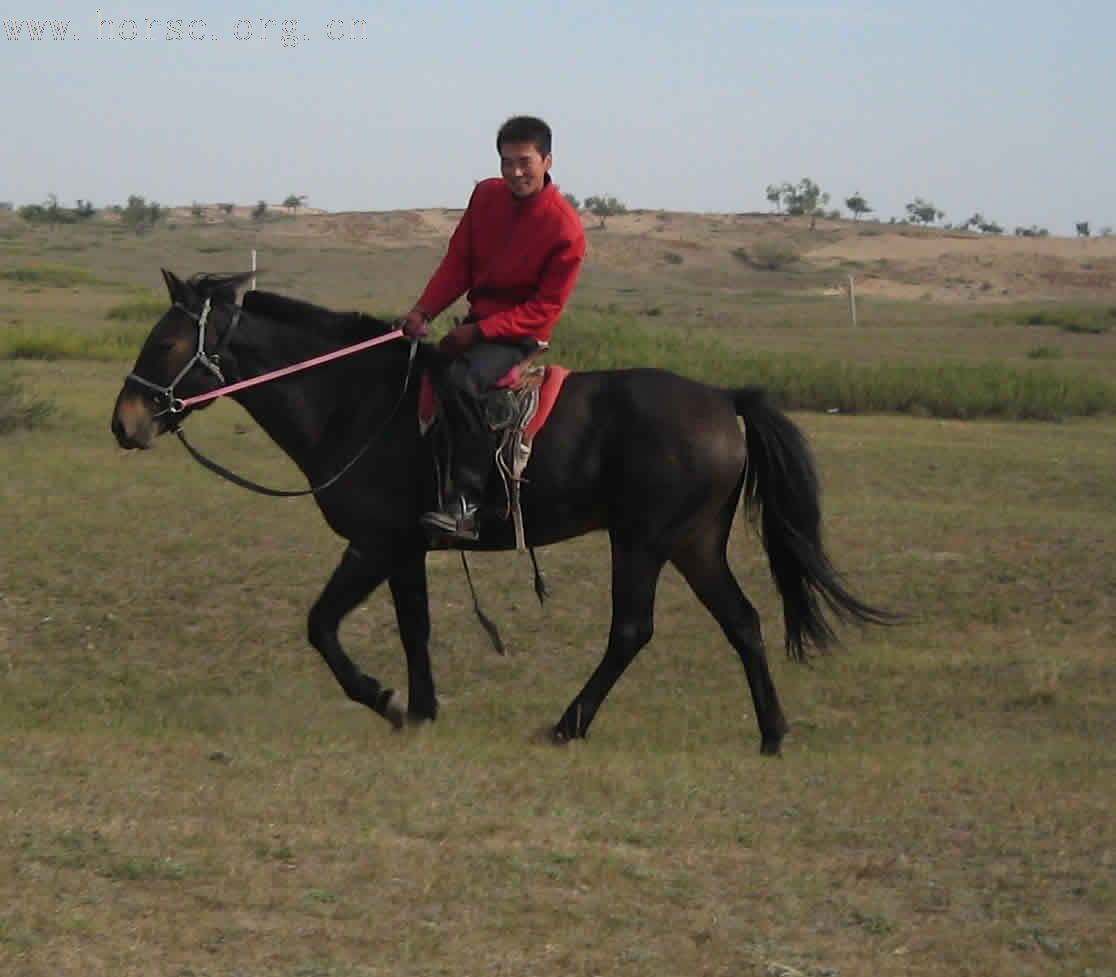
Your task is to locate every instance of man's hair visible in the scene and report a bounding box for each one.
[496,116,552,157]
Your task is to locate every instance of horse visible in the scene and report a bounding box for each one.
[111,270,890,755]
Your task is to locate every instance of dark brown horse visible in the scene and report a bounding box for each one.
[111,271,889,754]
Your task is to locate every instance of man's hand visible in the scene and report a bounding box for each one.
[437,321,482,356]
[398,307,431,340]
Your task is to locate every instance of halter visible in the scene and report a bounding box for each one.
[124,294,414,497]
[126,298,240,417]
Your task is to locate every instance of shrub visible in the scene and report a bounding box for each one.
[0,371,53,434]
[735,242,800,271]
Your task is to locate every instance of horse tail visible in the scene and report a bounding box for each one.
[730,386,892,660]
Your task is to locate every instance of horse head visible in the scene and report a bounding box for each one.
[111,270,253,449]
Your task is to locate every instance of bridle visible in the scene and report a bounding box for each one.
[125,296,414,497]
[126,298,238,418]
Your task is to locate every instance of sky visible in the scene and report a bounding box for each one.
[3,1,1114,235]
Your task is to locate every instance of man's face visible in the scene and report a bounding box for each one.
[499,141,552,199]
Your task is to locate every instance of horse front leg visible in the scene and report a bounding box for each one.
[307,545,406,729]
[388,547,438,724]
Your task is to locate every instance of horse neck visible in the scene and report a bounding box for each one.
[222,313,405,478]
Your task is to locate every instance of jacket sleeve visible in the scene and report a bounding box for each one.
[475,233,586,342]
[416,191,476,317]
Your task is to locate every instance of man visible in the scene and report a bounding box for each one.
[399,115,587,541]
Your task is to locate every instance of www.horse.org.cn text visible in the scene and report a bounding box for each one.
[2,14,370,47]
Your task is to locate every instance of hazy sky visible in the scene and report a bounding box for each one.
[4,1,1114,234]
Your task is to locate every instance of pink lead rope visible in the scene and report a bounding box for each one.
[178,329,407,410]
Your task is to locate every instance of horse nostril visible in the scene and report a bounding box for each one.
[111,414,133,447]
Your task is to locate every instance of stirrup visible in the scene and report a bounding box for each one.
[421,496,479,542]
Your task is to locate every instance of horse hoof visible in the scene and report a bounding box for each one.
[382,691,407,731]
[760,737,783,756]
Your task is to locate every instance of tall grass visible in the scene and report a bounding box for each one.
[105,295,167,322]
[0,264,103,288]
[557,311,1116,419]
[0,323,151,361]
[0,370,53,433]
[2,308,1113,419]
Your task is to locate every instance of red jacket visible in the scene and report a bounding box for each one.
[417,176,586,344]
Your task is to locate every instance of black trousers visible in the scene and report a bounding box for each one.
[437,338,534,503]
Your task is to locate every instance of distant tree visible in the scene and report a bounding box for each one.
[845,192,872,220]
[584,194,627,228]
[283,194,307,214]
[963,213,1003,235]
[1099,226,1113,237]
[0,202,12,213]
[905,197,944,225]
[780,178,827,217]
[191,201,205,220]
[121,194,163,234]
[219,202,235,216]
[74,199,96,219]
[1014,225,1049,238]
[765,184,783,214]
[563,192,581,210]
[19,194,79,225]
[252,200,269,221]
[1075,221,1090,237]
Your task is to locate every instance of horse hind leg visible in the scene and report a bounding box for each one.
[673,539,789,755]
[307,546,407,729]
[552,542,664,742]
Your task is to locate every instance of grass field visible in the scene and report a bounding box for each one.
[2,214,1115,976]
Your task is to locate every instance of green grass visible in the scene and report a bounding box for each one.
[0,322,151,361]
[0,369,53,432]
[2,360,1115,977]
[1012,304,1116,334]
[557,310,1116,419]
[0,264,120,289]
[105,294,166,322]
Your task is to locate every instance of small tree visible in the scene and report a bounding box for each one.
[191,201,205,221]
[905,197,943,225]
[219,203,235,216]
[252,200,269,221]
[1075,221,1090,237]
[845,192,872,220]
[963,213,1002,234]
[121,194,162,234]
[283,194,307,214]
[765,184,784,214]
[780,178,827,217]
[583,194,627,228]
[563,192,581,210]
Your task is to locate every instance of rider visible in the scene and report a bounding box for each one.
[399,115,587,541]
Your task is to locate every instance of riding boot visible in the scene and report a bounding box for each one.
[421,382,492,542]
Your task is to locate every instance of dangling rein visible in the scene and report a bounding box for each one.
[173,329,412,497]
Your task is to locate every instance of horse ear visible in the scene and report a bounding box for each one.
[161,269,187,304]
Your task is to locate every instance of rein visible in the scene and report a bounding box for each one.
[173,334,417,498]
[129,297,415,497]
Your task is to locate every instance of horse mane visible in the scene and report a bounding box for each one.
[181,272,393,344]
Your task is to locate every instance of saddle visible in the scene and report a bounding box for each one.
[418,361,570,550]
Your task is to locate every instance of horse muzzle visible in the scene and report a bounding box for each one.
[111,392,164,449]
